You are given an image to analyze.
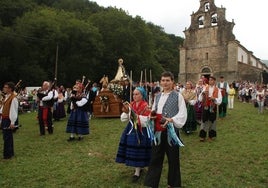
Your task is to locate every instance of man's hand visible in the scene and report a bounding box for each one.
[164,117,173,123]
[9,124,15,129]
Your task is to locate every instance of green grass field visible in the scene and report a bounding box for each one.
[1,100,268,188]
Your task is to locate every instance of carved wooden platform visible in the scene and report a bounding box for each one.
[93,90,122,117]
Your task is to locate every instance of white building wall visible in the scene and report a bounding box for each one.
[237,47,248,64]
[250,56,257,67]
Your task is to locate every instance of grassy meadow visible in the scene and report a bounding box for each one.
[0,100,268,188]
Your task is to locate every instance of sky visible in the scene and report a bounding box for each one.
[92,0,268,60]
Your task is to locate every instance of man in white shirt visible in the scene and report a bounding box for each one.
[144,71,187,188]
[199,76,222,141]
[1,82,19,159]
[37,81,57,135]
[217,76,229,118]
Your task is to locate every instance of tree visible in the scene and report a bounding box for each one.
[0,0,35,26]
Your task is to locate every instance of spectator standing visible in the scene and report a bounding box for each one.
[256,85,265,114]
[228,84,236,109]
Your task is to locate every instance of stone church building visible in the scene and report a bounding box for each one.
[179,0,268,84]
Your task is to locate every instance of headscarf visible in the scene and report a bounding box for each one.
[135,86,147,100]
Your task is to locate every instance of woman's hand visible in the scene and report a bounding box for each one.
[122,102,129,113]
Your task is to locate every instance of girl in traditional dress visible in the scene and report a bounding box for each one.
[66,83,89,141]
[115,87,151,183]
[181,81,197,134]
[194,78,206,124]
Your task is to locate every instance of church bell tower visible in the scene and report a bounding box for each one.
[179,0,237,83]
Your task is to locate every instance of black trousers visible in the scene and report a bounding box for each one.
[144,131,181,188]
[2,119,14,158]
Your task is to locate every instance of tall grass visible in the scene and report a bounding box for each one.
[1,100,268,188]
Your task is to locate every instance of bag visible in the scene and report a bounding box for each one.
[254,101,259,108]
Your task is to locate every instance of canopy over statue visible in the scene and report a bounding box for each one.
[110,58,126,83]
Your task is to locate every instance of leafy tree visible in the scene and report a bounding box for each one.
[14,8,104,86]
[0,0,36,26]
[0,0,184,86]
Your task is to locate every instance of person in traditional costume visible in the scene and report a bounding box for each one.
[53,87,66,121]
[144,71,187,188]
[199,76,222,142]
[37,81,58,135]
[195,78,206,124]
[217,76,229,118]
[181,81,197,134]
[66,83,89,141]
[1,82,19,159]
[115,87,151,183]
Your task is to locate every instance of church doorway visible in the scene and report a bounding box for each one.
[201,67,212,84]
[201,67,211,80]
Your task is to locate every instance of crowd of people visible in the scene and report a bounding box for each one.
[1,72,268,187]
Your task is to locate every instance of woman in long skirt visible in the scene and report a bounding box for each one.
[66,83,89,141]
[115,87,151,183]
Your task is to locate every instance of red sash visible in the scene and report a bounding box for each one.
[40,106,49,126]
[155,114,166,132]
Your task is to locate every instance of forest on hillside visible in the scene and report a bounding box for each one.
[0,0,184,87]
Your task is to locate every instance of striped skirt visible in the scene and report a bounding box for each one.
[66,108,89,135]
[116,122,152,167]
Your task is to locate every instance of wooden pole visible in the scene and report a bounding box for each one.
[130,70,133,102]
[140,70,143,86]
[150,69,152,84]
[54,44,59,83]
[149,69,153,107]
[144,69,148,101]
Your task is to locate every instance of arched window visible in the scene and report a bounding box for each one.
[204,3,210,12]
[198,16,204,28]
[211,13,218,26]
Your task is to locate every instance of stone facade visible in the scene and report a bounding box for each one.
[179,0,267,84]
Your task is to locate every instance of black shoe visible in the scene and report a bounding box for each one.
[4,156,12,160]
[67,137,75,141]
[78,137,83,141]
[132,175,140,183]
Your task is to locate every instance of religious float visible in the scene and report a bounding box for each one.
[93,58,127,117]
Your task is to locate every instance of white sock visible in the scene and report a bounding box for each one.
[134,167,141,176]
[70,133,74,138]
